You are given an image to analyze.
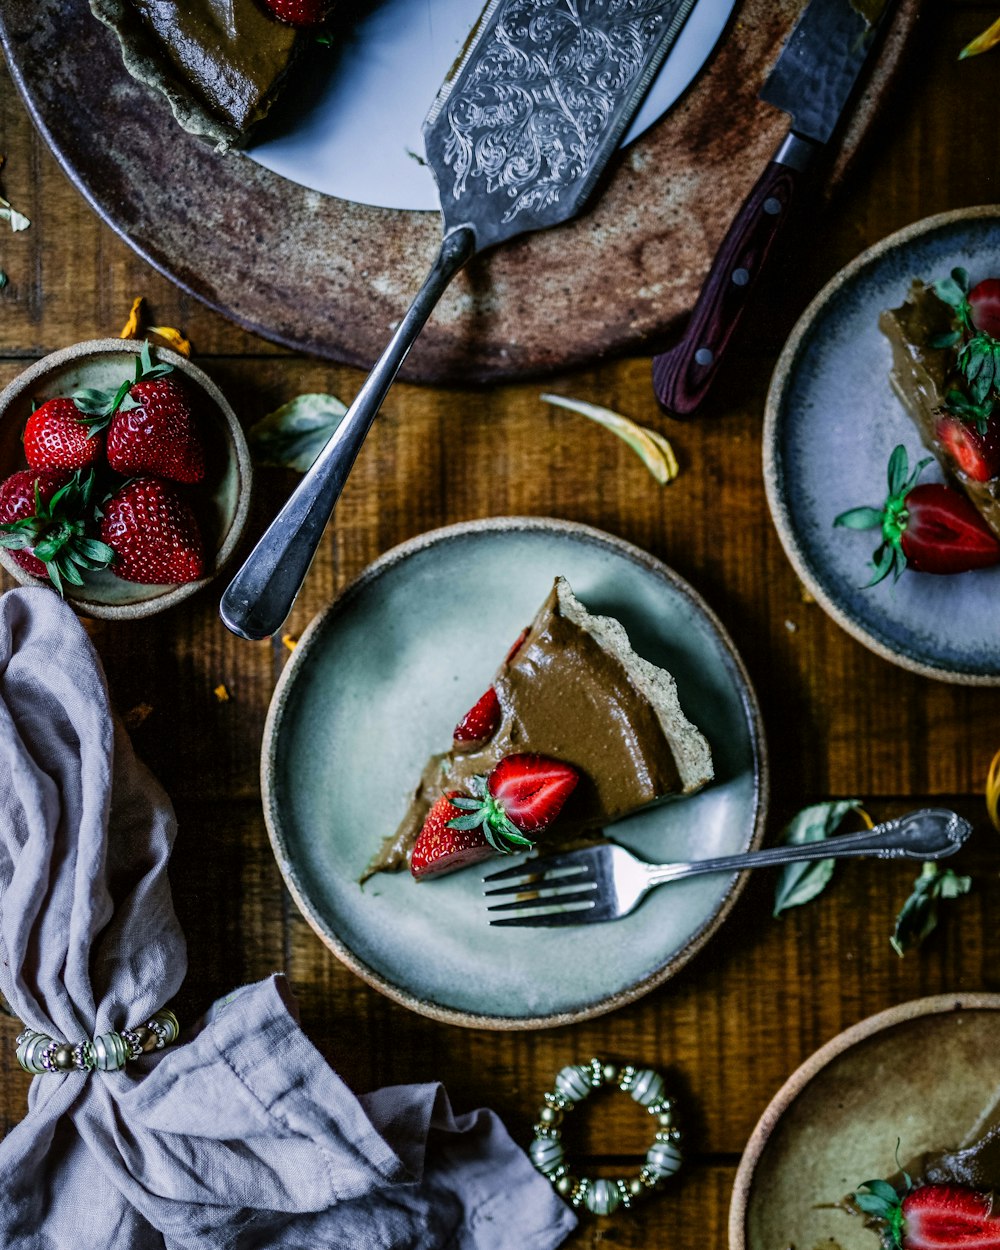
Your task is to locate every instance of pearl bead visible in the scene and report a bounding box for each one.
[556,1175,575,1196]
[602,1063,618,1084]
[539,1105,562,1126]
[657,1109,674,1128]
[629,1177,644,1197]
[52,1045,75,1071]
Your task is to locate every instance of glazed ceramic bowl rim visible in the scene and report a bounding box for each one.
[763,204,1000,686]
[728,991,1000,1250]
[0,337,251,618]
[261,515,770,1030]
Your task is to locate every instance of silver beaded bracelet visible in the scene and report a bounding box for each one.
[529,1058,683,1217]
[15,1008,180,1074]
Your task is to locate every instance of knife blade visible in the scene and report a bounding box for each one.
[651,0,894,417]
[221,0,699,641]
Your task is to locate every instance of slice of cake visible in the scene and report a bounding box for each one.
[364,577,714,881]
[90,0,322,149]
[880,278,1000,537]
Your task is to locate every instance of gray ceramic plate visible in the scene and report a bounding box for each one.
[730,994,1000,1250]
[764,206,1000,685]
[262,518,767,1029]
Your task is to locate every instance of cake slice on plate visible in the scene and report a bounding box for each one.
[364,576,714,881]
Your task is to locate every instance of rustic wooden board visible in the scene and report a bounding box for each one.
[0,0,918,382]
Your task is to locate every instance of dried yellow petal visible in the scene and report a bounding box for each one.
[281,633,298,652]
[120,296,144,339]
[540,393,680,485]
[125,702,154,730]
[148,325,192,357]
[213,683,231,703]
[986,746,1000,832]
[960,16,1000,58]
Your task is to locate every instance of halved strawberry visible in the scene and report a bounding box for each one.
[452,628,530,746]
[969,278,1000,339]
[261,0,330,25]
[902,1184,1000,1249]
[410,793,494,880]
[23,398,103,472]
[937,414,1000,482]
[447,753,579,852]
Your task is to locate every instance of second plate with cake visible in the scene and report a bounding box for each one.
[262,517,767,1029]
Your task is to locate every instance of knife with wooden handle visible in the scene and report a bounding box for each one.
[652,0,894,418]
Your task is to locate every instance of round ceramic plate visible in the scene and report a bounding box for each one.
[764,205,1000,685]
[262,518,767,1029]
[730,994,1000,1250]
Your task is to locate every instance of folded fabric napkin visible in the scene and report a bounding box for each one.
[0,587,576,1250]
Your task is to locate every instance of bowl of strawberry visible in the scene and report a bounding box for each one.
[0,338,251,617]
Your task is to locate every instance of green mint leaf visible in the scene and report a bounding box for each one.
[890,862,972,956]
[773,800,864,916]
[834,506,884,530]
[248,393,349,473]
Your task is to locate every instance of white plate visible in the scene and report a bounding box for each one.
[262,517,767,1029]
[248,0,737,210]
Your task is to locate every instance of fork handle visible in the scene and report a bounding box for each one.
[643,808,971,888]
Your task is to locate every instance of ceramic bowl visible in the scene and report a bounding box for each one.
[0,338,251,618]
[729,993,1000,1250]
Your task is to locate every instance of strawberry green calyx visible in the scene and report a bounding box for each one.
[834,444,932,586]
[71,341,174,430]
[853,1178,907,1249]
[446,775,536,855]
[0,470,115,595]
[932,267,1000,415]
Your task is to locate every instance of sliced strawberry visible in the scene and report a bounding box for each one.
[261,0,329,26]
[937,414,1000,482]
[487,754,579,834]
[23,398,102,472]
[454,686,501,745]
[902,1184,1000,1249]
[410,793,495,880]
[901,483,1000,573]
[100,478,205,585]
[969,278,1000,339]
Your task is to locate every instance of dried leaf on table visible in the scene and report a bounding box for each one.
[119,296,191,356]
[986,745,1000,832]
[773,799,869,916]
[890,863,971,956]
[539,393,679,485]
[248,393,349,473]
[960,16,1000,59]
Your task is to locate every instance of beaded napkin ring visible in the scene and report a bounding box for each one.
[529,1059,683,1216]
[15,1009,179,1074]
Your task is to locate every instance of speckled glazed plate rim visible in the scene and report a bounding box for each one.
[0,339,252,619]
[261,516,769,1031]
[729,992,1000,1250]
[763,205,1000,686]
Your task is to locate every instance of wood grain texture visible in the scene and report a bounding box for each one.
[2,3,1000,1247]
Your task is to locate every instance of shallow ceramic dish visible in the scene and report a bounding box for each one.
[263,517,768,1029]
[730,993,1000,1250]
[0,339,251,618]
[764,205,1000,685]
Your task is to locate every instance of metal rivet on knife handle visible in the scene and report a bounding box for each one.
[652,0,896,419]
[221,0,702,640]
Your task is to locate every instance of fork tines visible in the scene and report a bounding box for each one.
[483,846,608,927]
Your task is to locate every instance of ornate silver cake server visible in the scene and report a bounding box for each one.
[221,0,699,640]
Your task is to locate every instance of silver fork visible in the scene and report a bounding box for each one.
[482,808,972,927]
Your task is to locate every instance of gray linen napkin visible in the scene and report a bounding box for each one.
[0,587,576,1250]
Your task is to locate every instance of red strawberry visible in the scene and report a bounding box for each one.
[100,478,205,585]
[261,0,329,26]
[454,686,501,745]
[453,629,529,745]
[901,1184,1000,1249]
[23,398,102,471]
[969,278,1000,339]
[447,753,579,852]
[0,469,113,592]
[937,414,1000,482]
[835,444,1000,581]
[410,793,494,880]
[106,377,205,484]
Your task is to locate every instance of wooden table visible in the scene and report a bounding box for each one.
[2,4,1000,1244]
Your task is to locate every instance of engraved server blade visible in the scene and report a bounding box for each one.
[423,0,699,250]
[759,0,891,143]
[221,0,699,641]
